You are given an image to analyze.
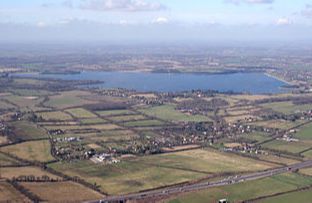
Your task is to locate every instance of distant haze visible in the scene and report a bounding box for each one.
[0,0,312,43]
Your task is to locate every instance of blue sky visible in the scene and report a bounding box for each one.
[0,0,312,42]
[1,0,311,25]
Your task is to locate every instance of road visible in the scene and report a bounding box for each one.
[88,160,312,203]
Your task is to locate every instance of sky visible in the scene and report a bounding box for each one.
[1,0,312,42]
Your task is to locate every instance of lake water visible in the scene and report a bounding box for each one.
[14,71,287,94]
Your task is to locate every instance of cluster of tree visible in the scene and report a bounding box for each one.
[255,96,312,105]
[85,102,130,111]
[261,113,301,122]
[27,112,43,122]
[12,175,60,182]
[293,97,312,105]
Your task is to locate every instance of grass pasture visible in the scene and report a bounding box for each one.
[250,120,304,130]
[0,182,29,202]
[4,95,45,111]
[255,154,299,165]
[65,108,97,118]
[0,153,20,166]
[300,167,312,176]
[167,173,312,203]
[295,122,312,140]
[259,188,312,203]
[123,119,165,127]
[261,101,311,115]
[0,140,54,162]
[239,132,270,143]
[36,111,73,121]
[303,150,312,159]
[88,130,139,142]
[49,160,205,195]
[96,109,135,116]
[0,166,60,180]
[87,124,121,131]
[44,124,121,131]
[45,91,96,109]
[262,139,312,154]
[139,104,211,123]
[137,148,276,174]
[10,121,48,140]
[20,181,104,202]
[49,148,275,195]
[80,118,107,124]
[109,114,147,122]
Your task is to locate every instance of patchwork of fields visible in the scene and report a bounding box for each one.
[0,79,311,202]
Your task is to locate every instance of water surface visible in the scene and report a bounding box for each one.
[14,71,287,94]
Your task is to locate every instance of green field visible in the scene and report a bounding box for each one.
[36,111,73,121]
[135,149,276,174]
[262,140,312,154]
[109,114,147,122]
[49,148,276,195]
[9,121,48,140]
[295,123,312,140]
[79,118,107,124]
[299,167,312,176]
[255,154,299,165]
[4,95,45,111]
[303,150,312,159]
[240,132,270,143]
[49,159,205,195]
[88,130,139,142]
[20,181,104,202]
[123,119,164,127]
[261,101,312,114]
[0,166,60,180]
[139,104,211,123]
[0,140,54,162]
[44,124,120,131]
[96,109,135,116]
[259,188,312,203]
[168,173,312,203]
[45,91,96,109]
[0,182,29,202]
[250,119,305,130]
[65,108,97,118]
[0,153,20,166]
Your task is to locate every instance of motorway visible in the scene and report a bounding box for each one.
[89,160,312,203]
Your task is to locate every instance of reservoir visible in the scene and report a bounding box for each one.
[14,71,287,94]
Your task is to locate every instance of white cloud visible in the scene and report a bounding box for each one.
[37,21,47,28]
[246,0,274,3]
[276,18,291,25]
[80,0,166,12]
[152,17,169,24]
[226,0,274,5]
